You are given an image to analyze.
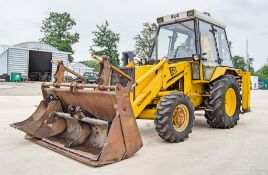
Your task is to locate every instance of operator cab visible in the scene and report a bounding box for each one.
[152,20,196,60]
[150,10,232,79]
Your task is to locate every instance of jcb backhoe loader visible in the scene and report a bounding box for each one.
[11,10,250,166]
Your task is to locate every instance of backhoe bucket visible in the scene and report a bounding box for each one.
[11,83,142,166]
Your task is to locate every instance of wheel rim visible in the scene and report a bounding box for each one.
[172,104,189,132]
[225,88,237,117]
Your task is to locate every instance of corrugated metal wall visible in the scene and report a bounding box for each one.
[0,50,8,74]
[0,42,69,81]
[8,48,29,74]
[15,42,58,52]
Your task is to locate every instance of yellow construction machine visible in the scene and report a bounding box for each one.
[11,10,250,166]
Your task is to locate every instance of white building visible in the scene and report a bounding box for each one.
[251,76,259,90]
[71,62,94,77]
[0,41,69,81]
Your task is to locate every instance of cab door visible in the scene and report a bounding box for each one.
[213,26,232,67]
[199,21,219,80]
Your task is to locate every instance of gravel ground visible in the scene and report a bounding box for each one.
[0,90,267,175]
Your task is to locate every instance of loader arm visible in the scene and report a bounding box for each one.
[131,59,166,117]
[130,58,187,118]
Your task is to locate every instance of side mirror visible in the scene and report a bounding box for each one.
[201,53,208,61]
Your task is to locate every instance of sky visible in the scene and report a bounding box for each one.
[0,0,267,70]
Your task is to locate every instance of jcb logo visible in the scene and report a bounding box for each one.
[169,67,177,77]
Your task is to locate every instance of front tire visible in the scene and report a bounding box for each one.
[155,93,195,143]
[205,75,241,128]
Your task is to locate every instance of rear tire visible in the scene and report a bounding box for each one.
[205,75,241,128]
[155,93,195,143]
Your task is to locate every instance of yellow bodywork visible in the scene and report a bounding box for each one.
[125,60,136,67]
[241,72,251,112]
[128,58,251,119]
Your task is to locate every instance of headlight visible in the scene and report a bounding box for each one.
[187,10,195,17]
[157,17,164,23]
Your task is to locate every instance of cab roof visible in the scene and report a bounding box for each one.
[157,9,226,28]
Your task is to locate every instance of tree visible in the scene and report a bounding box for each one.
[246,57,254,73]
[83,59,99,71]
[40,12,80,63]
[231,55,246,71]
[89,21,120,67]
[134,22,155,60]
[257,65,268,78]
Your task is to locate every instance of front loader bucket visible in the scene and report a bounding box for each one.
[11,83,143,166]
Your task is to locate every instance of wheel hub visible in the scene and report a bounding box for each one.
[172,104,189,132]
[225,88,237,117]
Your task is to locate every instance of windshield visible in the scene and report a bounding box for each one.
[151,20,196,60]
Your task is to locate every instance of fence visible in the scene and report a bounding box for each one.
[259,79,268,90]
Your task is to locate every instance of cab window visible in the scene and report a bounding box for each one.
[151,20,196,60]
[214,26,232,67]
[199,21,218,64]
[199,21,218,80]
